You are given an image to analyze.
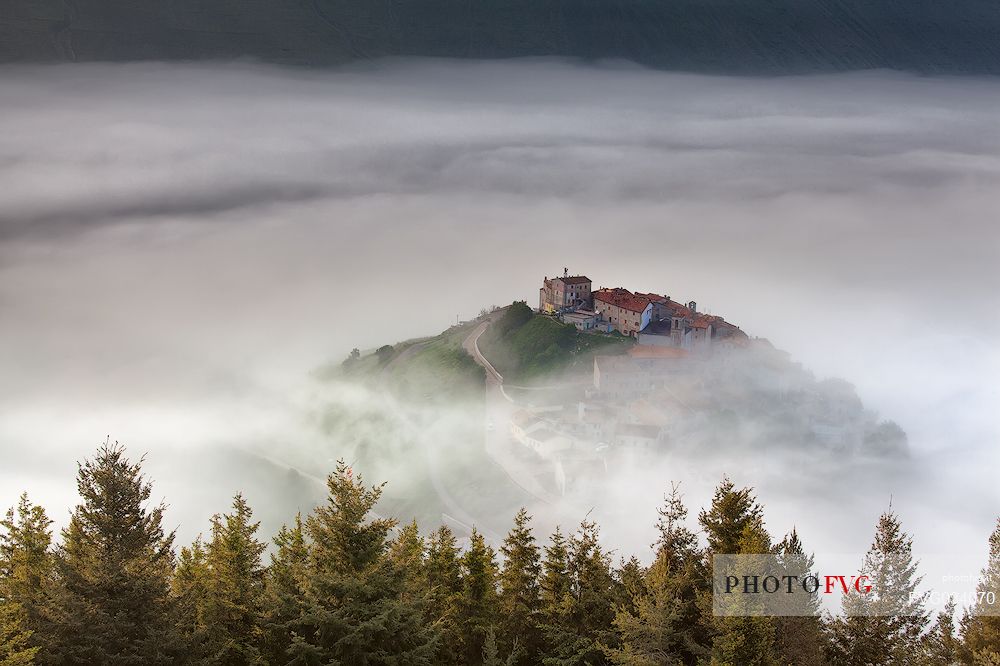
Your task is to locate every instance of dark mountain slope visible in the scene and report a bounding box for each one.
[2,0,1000,73]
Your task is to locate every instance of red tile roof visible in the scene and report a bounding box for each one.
[593,288,651,314]
[636,292,669,304]
[637,293,692,316]
[663,300,692,318]
[551,276,745,334]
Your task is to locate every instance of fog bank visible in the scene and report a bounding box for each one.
[0,61,997,596]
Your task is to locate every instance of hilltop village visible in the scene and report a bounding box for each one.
[490,270,901,495]
[506,269,753,491]
[326,268,907,505]
[539,269,747,348]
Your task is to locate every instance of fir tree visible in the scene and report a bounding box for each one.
[698,477,764,556]
[0,601,37,666]
[389,520,426,602]
[0,495,53,661]
[827,510,929,666]
[973,653,1000,666]
[459,528,499,666]
[46,442,179,665]
[709,520,778,666]
[655,486,701,572]
[172,537,210,659]
[261,515,308,664]
[539,527,571,630]
[425,525,463,666]
[482,626,517,666]
[921,598,958,665]
[289,461,437,665]
[200,494,267,664]
[608,484,708,666]
[773,529,826,666]
[571,520,616,647]
[541,520,615,666]
[697,478,777,665]
[498,508,541,665]
[612,557,647,621]
[961,518,1000,664]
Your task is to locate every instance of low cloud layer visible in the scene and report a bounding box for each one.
[0,60,997,602]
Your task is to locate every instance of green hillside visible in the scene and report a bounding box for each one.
[478,301,632,382]
[324,302,629,391]
[312,320,528,533]
[319,321,485,404]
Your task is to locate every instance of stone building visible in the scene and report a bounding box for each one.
[537,270,747,348]
[592,288,653,336]
[561,309,601,331]
[539,269,592,313]
[635,293,694,344]
[635,293,747,351]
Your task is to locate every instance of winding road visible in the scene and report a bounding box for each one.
[461,316,559,505]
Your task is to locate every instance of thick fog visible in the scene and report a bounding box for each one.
[0,60,997,609]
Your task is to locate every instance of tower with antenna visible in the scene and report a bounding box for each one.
[539,268,593,313]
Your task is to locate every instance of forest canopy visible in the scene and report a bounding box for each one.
[1,443,998,665]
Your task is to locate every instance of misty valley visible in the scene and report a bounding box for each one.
[316,294,909,539]
[0,58,997,666]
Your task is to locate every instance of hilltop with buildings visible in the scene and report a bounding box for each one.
[518,268,908,494]
[540,269,747,350]
[319,269,909,506]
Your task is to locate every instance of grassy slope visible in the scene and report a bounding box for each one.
[314,321,531,534]
[382,333,485,403]
[479,302,632,383]
[321,322,485,403]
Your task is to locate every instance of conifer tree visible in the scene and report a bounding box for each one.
[773,529,826,666]
[498,508,541,665]
[961,518,1000,664]
[172,537,210,659]
[709,520,778,666]
[482,626,517,666]
[458,528,500,666]
[425,525,463,666]
[571,520,616,647]
[0,601,37,666]
[289,461,436,665]
[389,520,426,602]
[973,653,1000,666]
[46,442,179,664]
[540,519,615,666]
[261,514,308,664]
[697,478,778,665]
[827,510,929,666]
[612,557,647,621]
[539,527,571,631]
[200,494,267,664]
[698,477,764,555]
[608,484,708,666]
[921,598,958,665]
[0,495,53,661]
